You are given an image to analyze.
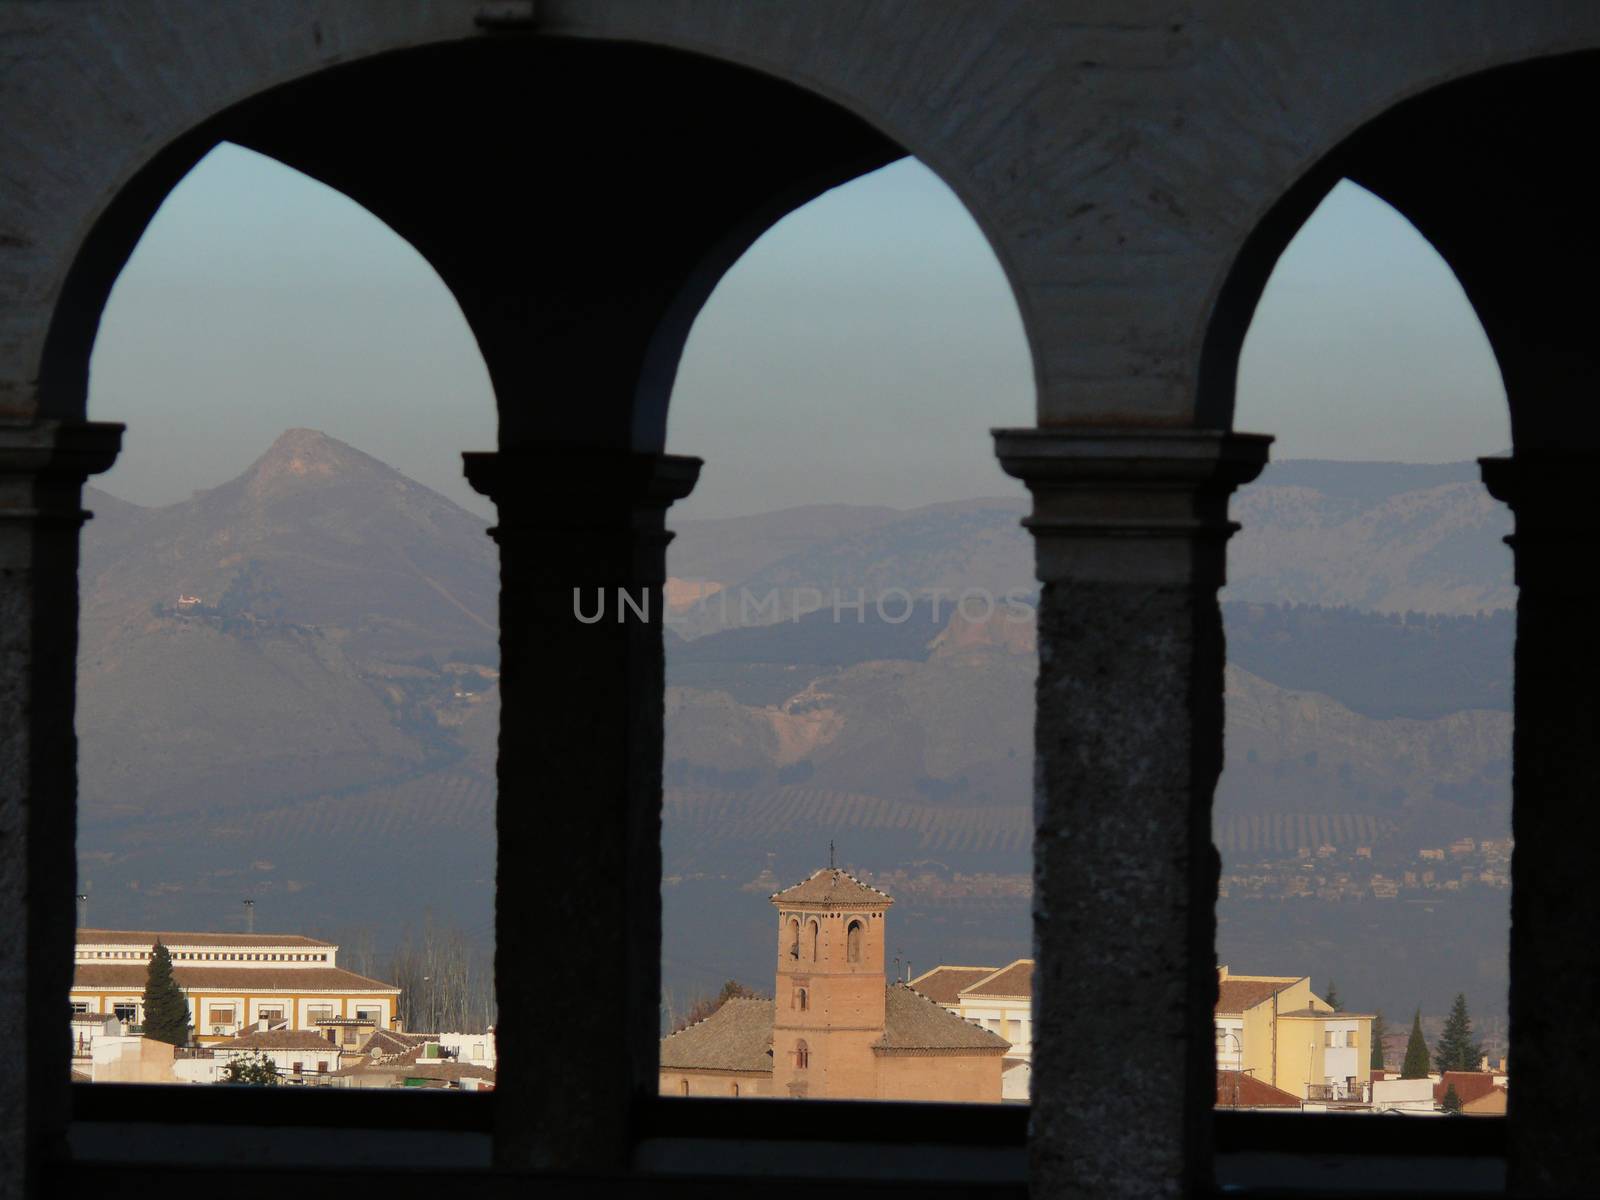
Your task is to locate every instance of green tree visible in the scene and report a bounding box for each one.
[1434,993,1483,1073]
[1324,980,1340,1011]
[1401,1009,1431,1078]
[1440,1082,1463,1114]
[220,1052,281,1086]
[1370,1011,1387,1071]
[140,941,190,1046]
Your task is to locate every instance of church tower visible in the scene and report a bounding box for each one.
[770,867,893,1098]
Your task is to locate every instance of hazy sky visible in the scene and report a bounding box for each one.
[89,144,1509,520]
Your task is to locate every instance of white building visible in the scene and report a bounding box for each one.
[70,929,400,1044]
[212,1026,344,1082]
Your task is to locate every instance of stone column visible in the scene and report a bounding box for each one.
[0,419,121,1197]
[463,446,699,1172]
[994,427,1269,1200]
[1479,453,1598,1197]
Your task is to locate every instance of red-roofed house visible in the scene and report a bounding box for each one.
[1214,966,1374,1105]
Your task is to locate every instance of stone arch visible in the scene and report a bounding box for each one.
[28,32,1037,453]
[1197,49,1600,443]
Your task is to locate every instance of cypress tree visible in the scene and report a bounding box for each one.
[1401,1008,1431,1078]
[1370,1011,1387,1071]
[1440,1083,1463,1114]
[1434,993,1482,1073]
[1324,980,1340,1011]
[141,941,190,1046]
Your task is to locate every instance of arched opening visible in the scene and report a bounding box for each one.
[788,918,801,960]
[1216,179,1512,1108]
[658,153,1035,1108]
[72,140,500,1067]
[679,1079,690,1097]
[792,987,809,1012]
[730,1081,739,1097]
[794,1040,810,1070]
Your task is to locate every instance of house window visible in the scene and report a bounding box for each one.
[308,1004,334,1023]
[258,1007,283,1022]
[208,1006,235,1026]
[291,1061,303,1075]
[355,1007,379,1023]
[113,1003,136,1023]
[70,1002,87,1014]
[846,920,862,963]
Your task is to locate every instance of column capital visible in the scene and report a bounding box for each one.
[461,447,701,522]
[1480,451,1600,595]
[0,419,123,528]
[992,427,1272,586]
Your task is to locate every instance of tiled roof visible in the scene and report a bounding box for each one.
[1216,1070,1301,1108]
[1434,1071,1500,1106]
[660,998,775,1073]
[71,964,398,993]
[771,868,894,908]
[1215,978,1299,1015]
[909,966,998,1005]
[1278,1007,1372,1019]
[77,929,333,948]
[216,1028,337,1051]
[362,1029,430,1059]
[961,960,1033,999]
[874,985,1010,1053]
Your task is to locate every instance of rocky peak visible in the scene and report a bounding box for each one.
[243,428,383,500]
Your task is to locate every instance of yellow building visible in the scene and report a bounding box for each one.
[1214,966,1374,1103]
[70,929,400,1044]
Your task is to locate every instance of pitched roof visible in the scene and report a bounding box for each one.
[874,985,1010,1053]
[1216,1070,1302,1108]
[71,964,399,993]
[771,868,893,909]
[1434,1071,1500,1106]
[77,929,333,949]
[909,966,999,1005]
[660,997,775,1073]
[1215,978,1300,1015]
[362,1029,431,1059]
[216,1028,338,1051]
[961,960,1033,999]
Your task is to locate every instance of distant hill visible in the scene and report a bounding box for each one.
[75,440,1516,1009]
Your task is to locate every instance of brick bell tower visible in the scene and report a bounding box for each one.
[770,865,893,1099]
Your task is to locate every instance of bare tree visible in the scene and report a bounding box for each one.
[388,914,496,1034]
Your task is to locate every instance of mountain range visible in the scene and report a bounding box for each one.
[75,430,1515,1022]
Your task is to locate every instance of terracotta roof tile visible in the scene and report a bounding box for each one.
[1434,1071,1500,1106]
[961,960,1033,999]
[71,964,398,993]
[1216,1070,1302,1108]
[874,985,1010,1053]
[771,868,894,908]
[1215,978,1299,1014]
[659,998,775,1073]
[216,1028,338,1051]
[77,929,333,948]
[908,966,999,1005]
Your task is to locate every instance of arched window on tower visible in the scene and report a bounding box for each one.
[795,1040,809,1070]
[788,917,800,959]
[679,1079,689,1096]
[808,920,819,962]
[793,986,808,1011]
[847,919,863,963]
